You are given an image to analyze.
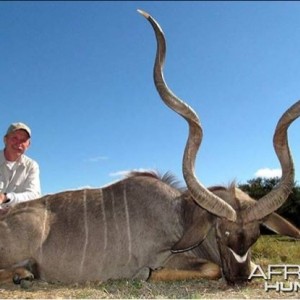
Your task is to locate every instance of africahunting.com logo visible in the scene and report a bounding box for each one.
[248,264,300,292]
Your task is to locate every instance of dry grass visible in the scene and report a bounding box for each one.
[252,235,300,265]
[0,236,299,299]
[1,279,297,299]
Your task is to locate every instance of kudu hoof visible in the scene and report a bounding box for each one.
[13,269,34,285]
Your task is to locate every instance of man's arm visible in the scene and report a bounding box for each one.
[3,162,41,205]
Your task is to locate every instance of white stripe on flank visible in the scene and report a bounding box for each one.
[111,189,120,236]
[79,190,89,276]
[97,189,106,275]
[229,248,249,263]
[39,199,49,262]
[123,187,132,264]
[99,189,107,250]
[59,193,72,266]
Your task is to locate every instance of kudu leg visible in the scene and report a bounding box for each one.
[150,254,221,281]
[0,258,38,284]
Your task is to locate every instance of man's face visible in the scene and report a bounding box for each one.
[4,130,30,157]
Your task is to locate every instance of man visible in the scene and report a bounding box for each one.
[0,122,41,207]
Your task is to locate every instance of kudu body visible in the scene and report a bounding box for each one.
[0,10,299,285]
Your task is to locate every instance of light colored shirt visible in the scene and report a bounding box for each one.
[0,150,41,206]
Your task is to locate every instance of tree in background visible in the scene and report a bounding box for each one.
[239,177,300,228]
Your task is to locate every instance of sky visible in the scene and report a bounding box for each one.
[1,1,300,195]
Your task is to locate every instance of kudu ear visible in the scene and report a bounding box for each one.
[262,212,300,239]
[171,211,215,253]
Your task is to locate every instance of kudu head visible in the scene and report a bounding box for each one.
[211,186,262,284]
[138,9,300,284]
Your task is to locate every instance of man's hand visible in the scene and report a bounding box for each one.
[0,193,8,204]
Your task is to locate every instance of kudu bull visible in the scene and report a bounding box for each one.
[0,10,300,286]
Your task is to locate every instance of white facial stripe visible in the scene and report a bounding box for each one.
[229,248,249,263]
